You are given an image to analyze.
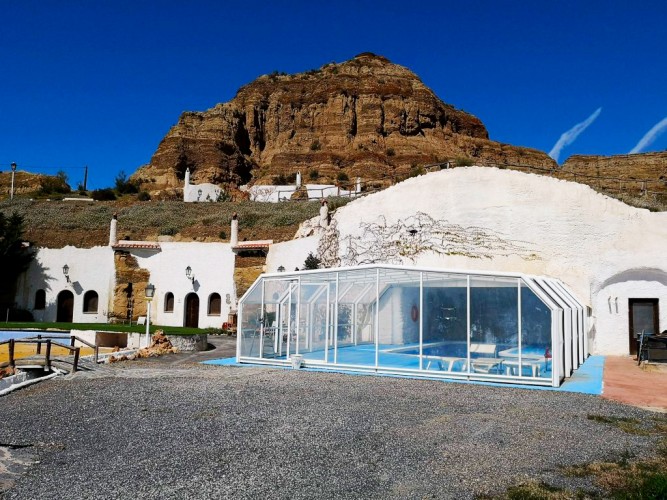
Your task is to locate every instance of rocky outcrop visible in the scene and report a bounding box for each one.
[560,152,667,196]
[133,53,556,193]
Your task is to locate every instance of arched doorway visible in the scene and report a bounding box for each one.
[57,290,74,322]
[185,293,199,328]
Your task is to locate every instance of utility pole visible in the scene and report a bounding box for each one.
[83,165,88,191]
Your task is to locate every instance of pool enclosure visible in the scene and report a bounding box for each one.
[237,265,588,387]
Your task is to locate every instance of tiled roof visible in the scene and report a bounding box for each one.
[112,241,161,250]
[233,240,273,250]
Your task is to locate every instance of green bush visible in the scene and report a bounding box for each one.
[310,139,321,151]
[303,252,321,270]
[219,230,227,240]
[337,172,349,182]
[455,157,474,167]
[386,148,395,157]
[39,170,70,195]
[115,171,139,195]
[91,188,117,201]
[137,191,151,201]
[159,227,177,236]
[309,169,320,180]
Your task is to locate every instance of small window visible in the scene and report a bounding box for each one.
[208,293,221,316]
[34,289,46,310]
[83,290,99,313]
[164,292,174,313]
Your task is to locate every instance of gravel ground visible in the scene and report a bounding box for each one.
[0,357,661,499]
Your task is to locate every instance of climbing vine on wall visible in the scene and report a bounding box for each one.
[322,212,539,266]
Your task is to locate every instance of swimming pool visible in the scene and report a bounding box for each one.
[0,330,68,342]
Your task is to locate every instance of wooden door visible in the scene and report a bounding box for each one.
[57,290,74,322]
[185,293,199,328]
[628,298,659,355]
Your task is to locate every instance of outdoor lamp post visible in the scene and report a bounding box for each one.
[185,266,195,284]
[62,264,71,283]
[10,162,17,201]
[144,283,155,348]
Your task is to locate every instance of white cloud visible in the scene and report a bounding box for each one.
[548,108,602,163]
[629,116,667,154]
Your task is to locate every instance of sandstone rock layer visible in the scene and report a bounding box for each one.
[133,53,556,192]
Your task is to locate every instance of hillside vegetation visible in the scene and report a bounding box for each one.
[0,198,350,248]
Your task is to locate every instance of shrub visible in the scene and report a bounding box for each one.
[337,172,349,182]
[114,171,139,195]
[39,170,71,195]
[455,157,474,167]
[219,230,227,240]
[387,148,395,157]
[303,252,321,270]
[309,169,319,180]
[91,188,117,201]
[137,191,151,201]
[408,166,425,178]
[159,227,177,236]
[310,139,321,151]
[273,174,288,185]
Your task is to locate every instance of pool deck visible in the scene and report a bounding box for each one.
[206,353,667,411]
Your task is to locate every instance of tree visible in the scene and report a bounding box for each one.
[114,170,139,195]
[303,252,321,270]
[0,212,34,311]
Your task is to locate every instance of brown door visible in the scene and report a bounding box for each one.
[185,293,199,328]
[629,298,659,355]
[56,290,74,322]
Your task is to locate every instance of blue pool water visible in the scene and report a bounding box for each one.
[0,331,67,342]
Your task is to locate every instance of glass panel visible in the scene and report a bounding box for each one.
[297,282,328,361]
[239,282,263,357]
[333,269,378,367]
[632,302,656,335]
[378,269,421,371]
[520,282,552,379]
[261,279,292,359]
[470,277,518,376]
[421,273,468,373]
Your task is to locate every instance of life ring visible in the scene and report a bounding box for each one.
[411,305,419,322]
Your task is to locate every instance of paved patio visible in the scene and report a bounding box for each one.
[602,355,667,412]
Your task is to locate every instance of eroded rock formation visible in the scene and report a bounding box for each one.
[133,53,556,193]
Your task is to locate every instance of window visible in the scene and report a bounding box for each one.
[164,292,174,313]
[34,289,46,310]
[208,293,221,316]
[83,290,99,313]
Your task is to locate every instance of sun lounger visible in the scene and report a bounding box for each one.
[423,356,467,372]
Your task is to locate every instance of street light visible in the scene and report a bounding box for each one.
[10,162,17,201]
[144,283,155,348]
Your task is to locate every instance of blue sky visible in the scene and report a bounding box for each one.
[1,1,665,190]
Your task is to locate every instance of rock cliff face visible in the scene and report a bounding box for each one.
[560,152,667,196]
[133,53,556,193]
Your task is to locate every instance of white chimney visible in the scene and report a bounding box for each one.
[356,177,361,193]
[231,212,239,246]
[319,200,329,228]
[109,213,118,246]
[183,168,191,202]
[296,171,302,188]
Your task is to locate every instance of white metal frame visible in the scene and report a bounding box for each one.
[237,264,588,387]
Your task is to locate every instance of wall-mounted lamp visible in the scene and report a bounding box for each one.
[185,266,195,284]
[277,265,285,272]
[63,264,71,283]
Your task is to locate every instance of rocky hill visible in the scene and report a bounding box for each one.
[132,53,556,195]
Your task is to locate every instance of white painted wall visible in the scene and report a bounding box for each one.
[321,167,667,355]
[265,236,319,273]
[248,184,360,202]
[131,242,237,328]
[15,246,115,323]
[184,182,222,203]
[591,273,667,355]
